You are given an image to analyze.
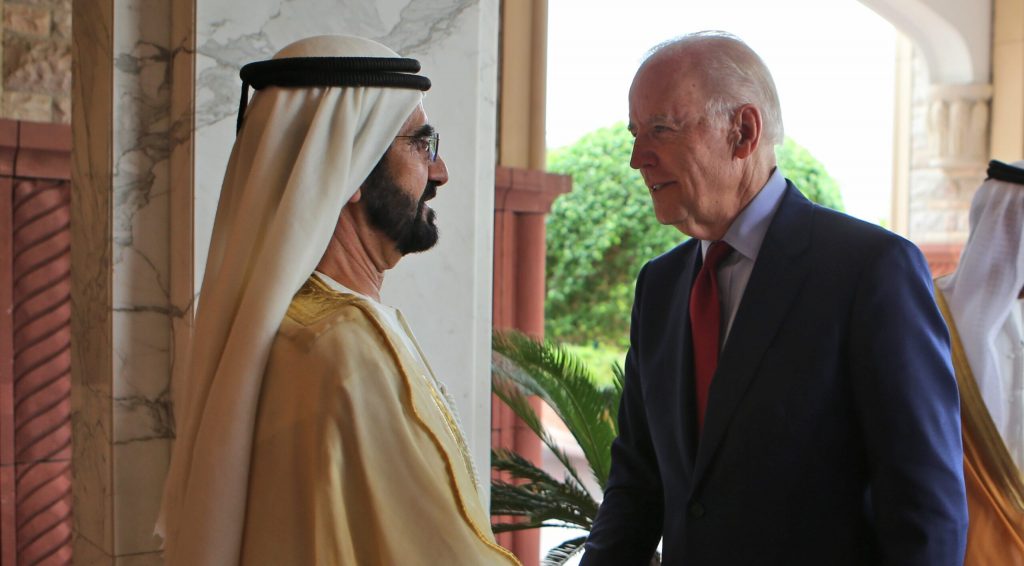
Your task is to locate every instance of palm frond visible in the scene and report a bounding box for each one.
[492,371,590,491]
[491,449,598,522]
[493,331,622,489]
[491,520,575,534]
[489,482,593,532]
[491,448,561,485]
[610,360,626,398]
[542,535,588,566]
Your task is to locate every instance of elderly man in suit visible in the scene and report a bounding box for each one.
[580,31,968,566]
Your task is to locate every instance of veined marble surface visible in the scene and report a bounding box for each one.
[74,0,500,561]
[192,0,499,480]
[111,0,174,556]
[112,0,173,423]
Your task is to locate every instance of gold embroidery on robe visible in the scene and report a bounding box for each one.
[238,276,521,565]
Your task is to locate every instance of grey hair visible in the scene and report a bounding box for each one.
[643,31,785,147]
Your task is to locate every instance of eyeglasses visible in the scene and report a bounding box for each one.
[395,132,440,162]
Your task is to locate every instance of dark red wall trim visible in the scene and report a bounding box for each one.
[0,119,73,566]
[492,165,570,566]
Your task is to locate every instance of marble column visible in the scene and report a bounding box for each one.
[72,1,500,564]
[72,0,176,563]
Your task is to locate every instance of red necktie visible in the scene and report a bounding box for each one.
[690,241,732,434]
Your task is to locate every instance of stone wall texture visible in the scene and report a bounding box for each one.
[0,0,71,124]
[908,47,980,246]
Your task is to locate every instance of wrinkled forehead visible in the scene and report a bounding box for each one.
[632,50,706,95]
[629,57,706,123]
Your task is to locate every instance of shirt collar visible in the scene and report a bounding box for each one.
[314,270,377,303]
[700,167,787,261]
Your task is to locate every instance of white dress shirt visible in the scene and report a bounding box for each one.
[698,168,788,349]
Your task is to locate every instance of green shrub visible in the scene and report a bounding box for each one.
[775,137,844,211]
[546,124,678,347]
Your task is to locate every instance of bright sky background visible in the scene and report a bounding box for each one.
[546,0,900,226]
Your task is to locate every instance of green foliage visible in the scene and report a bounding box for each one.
[545,123,844,346]
[563,343,626,389]
[775,137,844,211]
[546,124,680,347]
[491,448,598,533]
[492,331,622,489]
[491,331,627,565]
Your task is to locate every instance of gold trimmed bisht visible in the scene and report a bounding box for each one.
[236,276,522,565]
[936,288,1024,566]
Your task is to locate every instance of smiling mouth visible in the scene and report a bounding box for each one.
[650,181,673,192]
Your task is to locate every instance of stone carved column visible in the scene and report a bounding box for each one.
[926,83,993,173]
[0,120,73,566]
[906,50,991,264]
[917,82,993,254]
[10,176,73,566]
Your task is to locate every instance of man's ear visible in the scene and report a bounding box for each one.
[731,104,762,159]
[349,187,363,204]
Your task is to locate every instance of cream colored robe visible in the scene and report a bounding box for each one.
[239,275,521,565]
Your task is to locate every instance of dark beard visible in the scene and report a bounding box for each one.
[361,155,440,255]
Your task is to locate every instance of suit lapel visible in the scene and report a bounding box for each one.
[673,244,701,478]
[692,185,815,485]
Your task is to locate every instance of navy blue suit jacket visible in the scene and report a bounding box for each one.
[581,185,968,566]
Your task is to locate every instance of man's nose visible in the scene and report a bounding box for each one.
[629,137,654,170]
[429,155,449,186]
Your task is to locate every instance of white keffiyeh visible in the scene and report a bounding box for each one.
[938,161,1024,470]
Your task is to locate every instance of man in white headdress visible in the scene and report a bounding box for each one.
[157,35,521,566]
[936,159,1024,565]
